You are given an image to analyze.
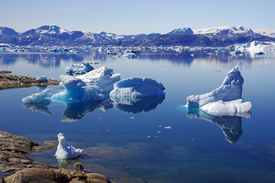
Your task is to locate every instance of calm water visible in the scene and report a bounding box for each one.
[0,49,275,183]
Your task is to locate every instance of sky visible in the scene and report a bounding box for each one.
[1,0,275,35]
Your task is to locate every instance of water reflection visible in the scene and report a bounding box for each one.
[112,96,165,114]
[186,108,243,144]
[61,100,112,122]
[22,103,52,116]
[57,158,80,169]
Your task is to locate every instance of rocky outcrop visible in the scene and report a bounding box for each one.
[0,72,60,90]
[0,131,114,182]
[0,131,57,173]
[4,168,113,183]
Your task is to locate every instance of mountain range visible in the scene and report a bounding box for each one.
[0,25,275,47]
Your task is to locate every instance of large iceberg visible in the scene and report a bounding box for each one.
[54,133,83,159]
[232,41,275,57]
[51,66,121,102]
[110,77,165,101]
[185,67,252,116]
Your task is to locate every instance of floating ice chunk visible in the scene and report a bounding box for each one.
[110,77,165,101]
[65,62,94,75]
[54,133,83,159]
[36,76,48,82]
[185,67,252,115]
[51,66,121,102]
[122,53,136,59]
[22,89,51,104]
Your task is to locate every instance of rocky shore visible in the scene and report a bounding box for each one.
[0,71,60,90]
[0,131,113,183]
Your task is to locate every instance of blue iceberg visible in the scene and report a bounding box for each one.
[51,66,121,102]
[22,88,52,104]
[185,67,252,117]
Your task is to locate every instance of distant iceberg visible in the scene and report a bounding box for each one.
[65,62,94,75]
[122,53,136,59]
[110,77,165,101]
[233,41,275,56]
[185,67,252,116]
[55,133,83,159]
[51,66,121,102]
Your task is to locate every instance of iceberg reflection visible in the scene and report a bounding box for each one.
[22,103,52,116]
[61,100,113,122]
[112,96,165,114]
[186,108,246,144]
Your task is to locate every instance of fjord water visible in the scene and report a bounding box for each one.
[0,50,275,183]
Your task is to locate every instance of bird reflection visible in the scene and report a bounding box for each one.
[186,108,247,144]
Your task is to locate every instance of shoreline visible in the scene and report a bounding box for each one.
[0,131,114,183]
[0,71,60,90]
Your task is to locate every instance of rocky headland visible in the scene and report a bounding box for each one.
[0,71,60,90]
[0,131,113,183]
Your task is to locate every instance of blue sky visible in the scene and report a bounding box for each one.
[1,0,274,35]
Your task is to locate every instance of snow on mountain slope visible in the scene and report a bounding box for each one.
[253,29,275,38]
[194,26,254,34]
[167,27,193,35]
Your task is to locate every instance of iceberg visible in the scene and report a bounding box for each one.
[54,133,83,159]
[36,76,48,82]
[22,89,52,104]
[185,67,252,116]
[65,62,94,75]
[233,41,275,57]
[122,53,137,59]
[51,66,121,102]
[110,77,165,102]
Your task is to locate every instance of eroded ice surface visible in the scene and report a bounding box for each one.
[110,77,165,103]
[185,67,252,116]
[51,66,121,102]
[65,62,94,75]
[54,133,83,159]
[233,41,275,56]
[22,89,52,104]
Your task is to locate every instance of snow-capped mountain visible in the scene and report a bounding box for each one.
[253,29,275,38]
[167,27,193,35]
[99,31,161,41]
[193,26,254,34]
[0,25,275,46]
[22,25,69,35]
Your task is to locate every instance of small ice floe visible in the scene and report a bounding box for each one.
[157,131,161,133]
[147,136,151,138]
[122,53,136,59]
[36,76,48,82]
[54,133,83,159]
[130,117,134,119]
[158,125,162,127]
[164,126,171,129]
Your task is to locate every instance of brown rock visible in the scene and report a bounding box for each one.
[4,168,113,183]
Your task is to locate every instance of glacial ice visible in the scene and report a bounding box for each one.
[185,67,252,116]
[110,77,165,101]
[22,89,52,104]
[54,133,83,159]
[122,53,137,59]
[65,62,94,75]
[51,66,121,102]
[233,41,275,56]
